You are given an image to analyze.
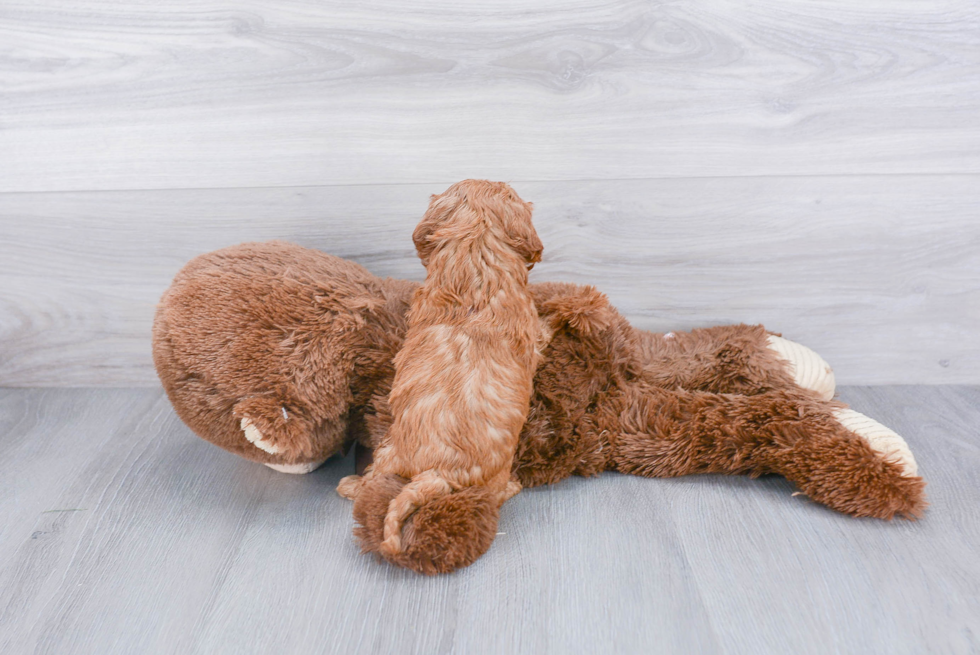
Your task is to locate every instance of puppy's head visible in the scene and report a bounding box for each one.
[413,179,543,269]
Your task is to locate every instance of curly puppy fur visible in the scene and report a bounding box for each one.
[339,180,544,557]
[153,244,927,574]
[351,474,500,575]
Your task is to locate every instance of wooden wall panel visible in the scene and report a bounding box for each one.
[1,0,978,192]
[2,176,977,386]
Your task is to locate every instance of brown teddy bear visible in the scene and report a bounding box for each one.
[153,241,925,574]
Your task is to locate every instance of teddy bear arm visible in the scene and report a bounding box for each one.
[233,394,349,464]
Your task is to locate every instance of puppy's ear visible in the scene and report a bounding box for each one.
[412,193,455,266]
[505,201,543,266]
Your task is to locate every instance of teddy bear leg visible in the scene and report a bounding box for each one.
[777,410,926,519]
[831,408,918,477]
[634,325,835,399]
[765,335,836,400]
[635,324,834,399]
[609,386,925,519]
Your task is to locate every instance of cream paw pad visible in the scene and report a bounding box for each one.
[767,335,836,401]
[242,417,327,474]
[241,417,280,454]
[833,408,919,477]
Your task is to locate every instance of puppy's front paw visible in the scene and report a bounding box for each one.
[834,408,919,477]
[241,417,281,454]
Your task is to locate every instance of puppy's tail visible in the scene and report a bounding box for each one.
[379,471,452,556]
[351,473,501,574]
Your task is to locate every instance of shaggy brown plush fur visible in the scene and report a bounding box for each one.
[154,242,415,468]
[153,242,927,575]
[338,180,542,557]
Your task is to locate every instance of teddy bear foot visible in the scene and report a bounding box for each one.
[766,335,836,400]
[833,408,919,477]
[241,417,280,454]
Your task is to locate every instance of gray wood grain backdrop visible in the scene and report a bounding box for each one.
[1,0,978,385]
[2,0,979,191]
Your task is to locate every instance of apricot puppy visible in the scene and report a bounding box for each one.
[337,179,544,556]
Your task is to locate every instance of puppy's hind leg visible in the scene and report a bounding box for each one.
[502,477,522,502]
[379,471,452,556]
[337,474,364,500]
[338,463,379,499]
[494,474,522,505]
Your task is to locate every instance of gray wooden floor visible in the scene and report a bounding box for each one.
[3,177,979,387]
[1,385,978,655]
